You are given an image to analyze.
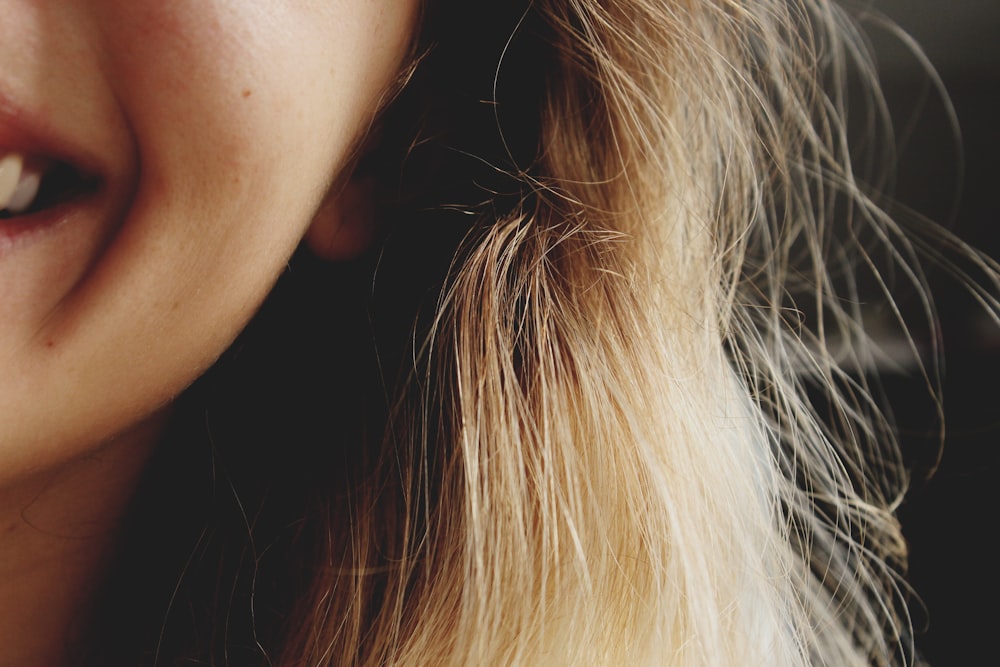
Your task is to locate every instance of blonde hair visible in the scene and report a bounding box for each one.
[101,1,997,665]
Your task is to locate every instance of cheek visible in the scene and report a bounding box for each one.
[98,0,418,277]
[68,5,356,385]
[94,0,417,322]
[86,0,417,369]
[0,1,418,464]
[108,3,346,218]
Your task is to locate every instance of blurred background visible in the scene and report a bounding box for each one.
[864,1,999,664]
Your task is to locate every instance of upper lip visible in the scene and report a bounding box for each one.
[0,92,107,192]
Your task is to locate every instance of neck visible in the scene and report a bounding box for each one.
[0,414,164,667]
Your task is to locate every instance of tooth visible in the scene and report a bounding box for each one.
[0,153,24,210]
[6,169,41,214]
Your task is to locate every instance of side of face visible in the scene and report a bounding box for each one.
[0,1,419,477]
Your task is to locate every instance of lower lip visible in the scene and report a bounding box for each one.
[0,189,103,257]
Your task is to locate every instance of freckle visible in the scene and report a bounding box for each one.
[242,89,252,99]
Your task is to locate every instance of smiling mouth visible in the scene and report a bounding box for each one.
[0,152,99,220]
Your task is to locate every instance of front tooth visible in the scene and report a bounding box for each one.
[0,153,24,209]
[6,169,41,214]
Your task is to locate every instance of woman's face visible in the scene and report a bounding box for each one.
[0,2,419,477]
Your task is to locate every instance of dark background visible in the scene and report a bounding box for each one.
[866,2,999,664]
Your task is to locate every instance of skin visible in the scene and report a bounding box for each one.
[0,1,419,664]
